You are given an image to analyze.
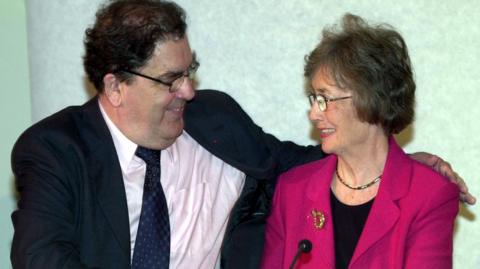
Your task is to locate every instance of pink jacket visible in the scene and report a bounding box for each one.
[261,138,459,269]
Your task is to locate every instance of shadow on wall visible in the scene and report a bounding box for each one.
[9,173,17,258]
[395,125,414,148]
[10,175,18,203]
[84,76,97,98]
[454,204,476,237]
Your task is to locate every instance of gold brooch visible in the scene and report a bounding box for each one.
[311,209,325,230]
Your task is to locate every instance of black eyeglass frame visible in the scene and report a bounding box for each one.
[121,59,200,93]
[308,92,352,112]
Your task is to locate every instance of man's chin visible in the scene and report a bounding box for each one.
[164,121,184,139]
[149,126,184,149]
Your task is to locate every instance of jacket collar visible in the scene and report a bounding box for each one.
[304,155,337,268]
[76,97,131,260]
[350,137,412,266]
[304,137,412,268]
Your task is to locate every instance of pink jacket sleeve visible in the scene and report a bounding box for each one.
[404,181,459,268]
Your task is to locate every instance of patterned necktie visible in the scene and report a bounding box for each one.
[132,146,170,269]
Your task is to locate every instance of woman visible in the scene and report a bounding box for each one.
[261,14,459,269]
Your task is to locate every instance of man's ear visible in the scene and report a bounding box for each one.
[103,73,123,107]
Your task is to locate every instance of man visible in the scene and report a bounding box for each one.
[11,1,474,269]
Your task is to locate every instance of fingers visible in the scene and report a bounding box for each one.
[457,182,468,193]
[453,173,466,191]
[438,163,477,205]
[451,173,477,205]
[460,192,477,205]
[436,159,454,179]
[456,174,476,205]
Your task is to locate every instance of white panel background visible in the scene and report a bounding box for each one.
[23,1,480,268]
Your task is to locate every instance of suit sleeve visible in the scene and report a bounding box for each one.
[404,182,459,269]
[231,95,325,173]
[11,132,91,269]
[190,90,326,173]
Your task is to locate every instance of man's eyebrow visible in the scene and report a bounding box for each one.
[157,70,184,80]
[156,52,198,79]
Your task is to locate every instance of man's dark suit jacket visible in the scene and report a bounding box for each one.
[11,90,324,269]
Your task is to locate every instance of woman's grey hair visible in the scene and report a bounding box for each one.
[304,13,415,135]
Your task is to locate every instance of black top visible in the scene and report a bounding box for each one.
[330,189,374,269]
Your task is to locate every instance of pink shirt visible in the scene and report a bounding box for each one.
[100,102,245,269]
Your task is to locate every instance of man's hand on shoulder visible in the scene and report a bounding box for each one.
[410,152,476,205]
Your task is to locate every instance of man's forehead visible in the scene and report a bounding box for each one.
[144,37,193,72]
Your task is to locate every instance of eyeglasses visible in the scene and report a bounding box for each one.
[121,60,200,93]
[308,92,352,112]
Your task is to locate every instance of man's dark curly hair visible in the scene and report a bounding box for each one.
[83,0,187,92]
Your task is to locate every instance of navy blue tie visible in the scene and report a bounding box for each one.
[132,147,170,269]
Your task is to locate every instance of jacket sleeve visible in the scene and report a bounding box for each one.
[404,182,459,269]
[185,90,326,177]
[226,91,325,174]
[11,131,92,269]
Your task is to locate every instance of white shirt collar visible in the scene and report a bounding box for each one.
[98,100,138,174]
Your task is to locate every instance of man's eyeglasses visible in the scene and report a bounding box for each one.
[121,60,200,93]
[308,92,352,112]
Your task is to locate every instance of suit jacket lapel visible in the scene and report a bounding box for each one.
[305,156,337,268]
[350,138,412,267]
[78,97,131,259]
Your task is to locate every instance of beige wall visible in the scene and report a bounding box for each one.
[0,1,31,268]
[3,1,479,268]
